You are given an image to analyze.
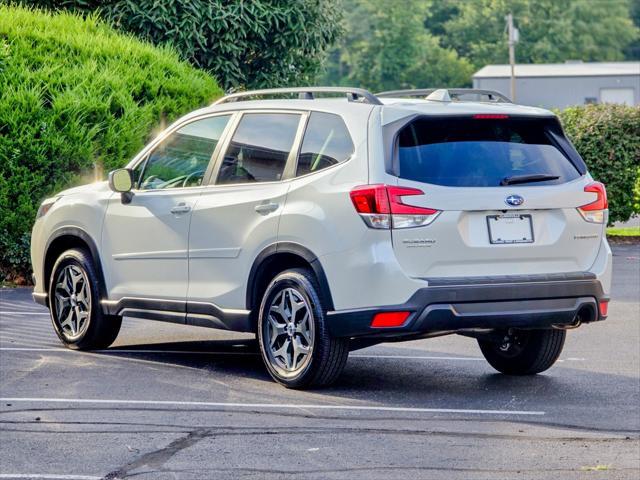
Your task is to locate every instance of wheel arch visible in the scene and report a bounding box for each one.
[44,227,108,306]
[246,242,335,314]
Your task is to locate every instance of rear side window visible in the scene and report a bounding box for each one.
[396,116,581,187]
[216,113,301,185]
[296,112,354,176]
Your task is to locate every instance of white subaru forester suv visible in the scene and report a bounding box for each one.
[31,87,612,388]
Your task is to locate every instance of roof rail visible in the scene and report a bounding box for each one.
[212,87,383,106]
[376,88,512,103]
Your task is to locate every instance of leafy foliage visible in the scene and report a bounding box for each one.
[426,0,639,68]
[0,5,222,279]
[323,0,472,91]
[23,0,342,90]
[558,104,640,224]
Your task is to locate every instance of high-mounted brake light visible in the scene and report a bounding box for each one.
[473,114,509,119]
[577,182,608,224]
[350,185,441,229]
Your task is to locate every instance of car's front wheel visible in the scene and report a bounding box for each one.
[257,268,349,389]
[49,248,121,350]
[478,328,566,375]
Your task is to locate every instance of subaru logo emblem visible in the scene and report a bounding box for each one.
[505,194,524,207]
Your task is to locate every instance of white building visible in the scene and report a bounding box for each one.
[473,61,640,109]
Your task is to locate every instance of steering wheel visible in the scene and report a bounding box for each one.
[182,170,205,187]
[141,175,159,189]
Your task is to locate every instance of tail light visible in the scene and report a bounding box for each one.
[577,182,608,224]
[350,185,440,229]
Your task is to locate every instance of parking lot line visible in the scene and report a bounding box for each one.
[0,311,50,315]
[0,347,483,361]
[0,475,101,480]
[0,397,545,416]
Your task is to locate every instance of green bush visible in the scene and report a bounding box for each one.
[0,5,222,281]
[24,0,342,90]
[558,104,640,225]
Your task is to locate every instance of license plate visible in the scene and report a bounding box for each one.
[487,214,534,244]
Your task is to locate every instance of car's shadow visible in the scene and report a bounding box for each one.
[93,336,640,433]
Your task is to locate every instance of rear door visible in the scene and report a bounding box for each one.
[187,111,305,314]
[389,115,604,278]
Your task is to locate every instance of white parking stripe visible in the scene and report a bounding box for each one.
[0,339,56,348]
[0,475,101,480]
[0,397,545,416]
[353,354,483,361]
[0,348,585,363]
[0,312,50,315]
[0,347,480,360]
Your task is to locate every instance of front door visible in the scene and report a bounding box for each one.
[102,114,232,303]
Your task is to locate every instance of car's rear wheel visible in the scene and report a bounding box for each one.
[478,328,566,375]
[49,248,121,350]
[257,268,349,389]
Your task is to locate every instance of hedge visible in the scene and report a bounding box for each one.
[0,5,222,281]
[558,104,640,225]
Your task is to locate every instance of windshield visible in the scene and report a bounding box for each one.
[396,116,581,187]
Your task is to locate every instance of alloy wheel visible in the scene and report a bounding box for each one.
[263,287,314,377]
[53,265,91,339]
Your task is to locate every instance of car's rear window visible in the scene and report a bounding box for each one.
[396,116,581,187]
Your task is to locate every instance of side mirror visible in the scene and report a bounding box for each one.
[108,168,134,204]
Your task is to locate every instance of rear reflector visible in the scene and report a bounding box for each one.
[577,181,608,224]
[599,300,609,317]
[371,311,411,328]
[350,185,441,229]
[473,114,509,119]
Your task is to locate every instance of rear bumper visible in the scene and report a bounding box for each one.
[326,273,608,338]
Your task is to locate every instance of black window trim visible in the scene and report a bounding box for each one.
[207,109,309,187]
[129,112,236,193]
[291,111,356,180]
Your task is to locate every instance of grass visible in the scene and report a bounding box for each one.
[607,226,640,237]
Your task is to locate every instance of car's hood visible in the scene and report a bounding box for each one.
[56,181,110,197]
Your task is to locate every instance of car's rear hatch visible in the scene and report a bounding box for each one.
[389,114,605,278]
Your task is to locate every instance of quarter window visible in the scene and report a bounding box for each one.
[296,112,354,176]
[216,113,301,185]
[138,115,231,190]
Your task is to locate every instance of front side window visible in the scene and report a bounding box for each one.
[397,116,581,187]
[216,113,301,185]
[138,115,231,190]
[296,112,354,176]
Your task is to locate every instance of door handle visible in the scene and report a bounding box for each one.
[170,203,191,214]
[254,202,279,215]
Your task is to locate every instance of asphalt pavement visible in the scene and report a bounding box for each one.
[0,244,638,479]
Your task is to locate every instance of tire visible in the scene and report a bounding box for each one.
[257,268,349,389]
[48,248,121,350]
[478,328,566,375]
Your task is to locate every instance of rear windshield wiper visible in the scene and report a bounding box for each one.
[500,174,560,186]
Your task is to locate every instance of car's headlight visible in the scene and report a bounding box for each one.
[36,197,60,219]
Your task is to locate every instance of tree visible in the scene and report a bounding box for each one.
[624,0,640,59]
[21,0,342,90]
[323,0,473,91]
[429,0,639,67]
